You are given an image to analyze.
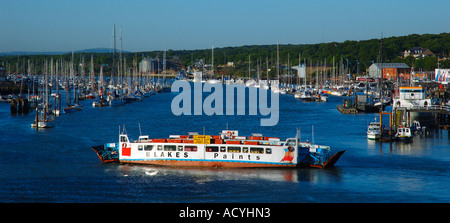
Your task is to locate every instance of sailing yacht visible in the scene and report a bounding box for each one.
[32,67,55,129]
[108,91,125,106]
[246,79,256,87]
[31,114,55,128]
[207,79,221,84]
[65,52,83,112]
[319,93,329,102]
[272,88,281,94]
[92,66,109,107]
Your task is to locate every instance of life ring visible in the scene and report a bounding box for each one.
[227,131,232,137]
[122,143,127,148]
[287,146,294,152]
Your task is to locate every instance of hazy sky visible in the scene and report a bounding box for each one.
[1,0,448,52]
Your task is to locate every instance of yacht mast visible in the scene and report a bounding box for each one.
[163,39,166,84]
[119,26,123,86]
[266,57,269,88]
[212,45,214,78]
[112,24,116,84]
[277,41,279,85]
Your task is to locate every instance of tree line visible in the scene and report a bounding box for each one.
[1,32,449,77]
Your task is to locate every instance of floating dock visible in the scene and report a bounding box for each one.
[337,105,358,114]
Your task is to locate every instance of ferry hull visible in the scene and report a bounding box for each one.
[118,151,345,168]
[120,159,297,168]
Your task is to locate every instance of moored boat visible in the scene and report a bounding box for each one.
[395,126,413,143]
[317,93,328,102]
[367,120,381,140]
[31,119,55,128]
[108,95,125,106]
[299,91,314,101]
[92,128,345,168]
[86,92,96,99]
[92,98,108,107]
[410,120,426,135]
[64,104,82,112]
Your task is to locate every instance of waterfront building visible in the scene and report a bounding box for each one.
[368,63,410,80]
[139,57,159,74]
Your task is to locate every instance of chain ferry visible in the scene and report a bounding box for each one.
[92,128,345,168]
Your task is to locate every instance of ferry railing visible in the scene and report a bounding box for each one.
[441,105,450,112]
[406,105,450,112]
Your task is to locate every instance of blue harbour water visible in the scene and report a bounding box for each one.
[1,84,450,203]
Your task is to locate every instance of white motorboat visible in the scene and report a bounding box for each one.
[367,120,381,140]
[395,126,413,142]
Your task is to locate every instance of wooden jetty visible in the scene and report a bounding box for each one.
[392,105,450,129]
[10,98,30,114]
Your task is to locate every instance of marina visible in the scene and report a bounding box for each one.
[1,79,450,202]
[1,46,450,204]
[1,40,450,204]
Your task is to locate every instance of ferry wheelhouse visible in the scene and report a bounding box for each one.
[92,129,345,168]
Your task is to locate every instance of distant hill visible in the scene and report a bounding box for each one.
[1,33,449,74]
[0,48,128,56]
